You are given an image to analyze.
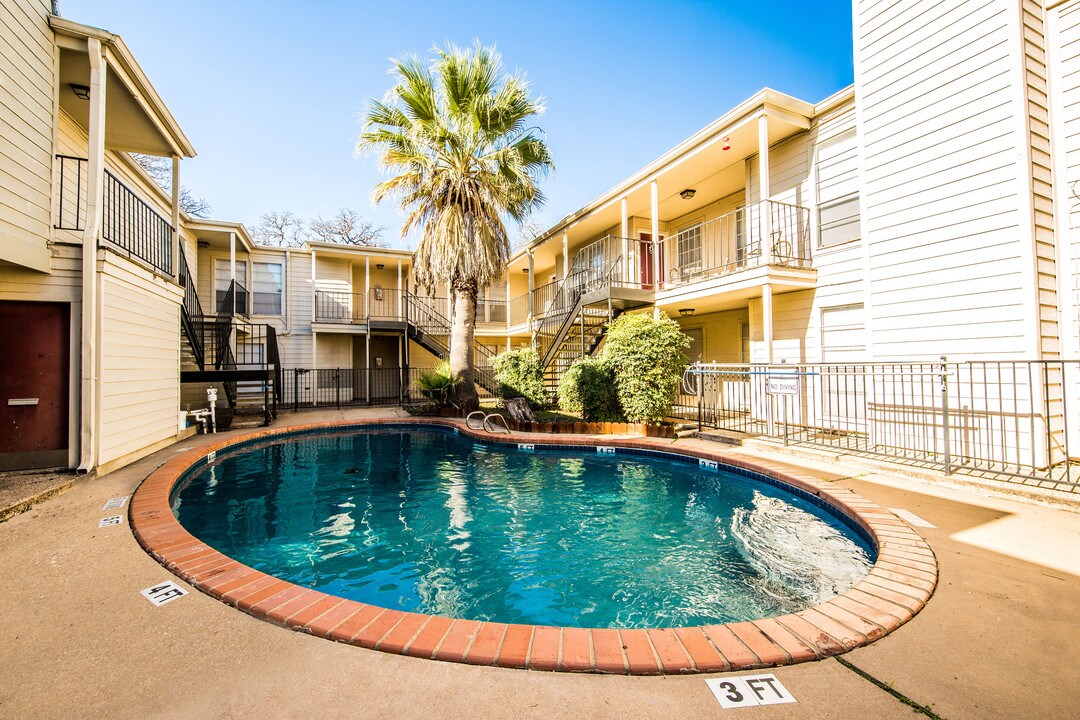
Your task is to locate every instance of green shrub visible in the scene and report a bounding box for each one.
[491,346,548,409]
[414,360,460,408]
[601,313,689,424]
[559,357,624,422]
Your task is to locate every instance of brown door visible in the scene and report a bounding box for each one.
[0,302,70,470]
[638,234,665,290]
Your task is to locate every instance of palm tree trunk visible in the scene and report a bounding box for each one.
[449,284,480,411]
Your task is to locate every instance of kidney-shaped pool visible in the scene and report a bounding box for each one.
[171,425,875,629]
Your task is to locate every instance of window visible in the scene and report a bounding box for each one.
[816,130,861,247]
[735,205,747,264]
[684,327,704,363]
[676,224,703,275]
[821,303,867,361]
[210,262,247,313]
[252,262,283,315]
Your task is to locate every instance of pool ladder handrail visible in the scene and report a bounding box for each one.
[465,410,511,434]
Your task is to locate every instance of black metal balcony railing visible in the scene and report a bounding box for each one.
[315,290,366,322]
[55,155,174,276]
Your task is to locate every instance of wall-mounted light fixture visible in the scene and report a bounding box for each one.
[679,189,696,200]
[679,308,695,317]
[69,84,90,100]
[375,263,384,270]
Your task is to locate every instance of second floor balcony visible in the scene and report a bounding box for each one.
[508,199,814,324]
[314,289,507,330]
[56,155,174,277]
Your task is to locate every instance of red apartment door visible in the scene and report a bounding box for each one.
[638,234,665,290]
[0,302,70,470]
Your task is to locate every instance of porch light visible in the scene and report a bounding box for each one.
[680,189,696,200]
[679,308,695,317]
[376,263,384,270]
[69,84,90,100]
[522,268,529,273]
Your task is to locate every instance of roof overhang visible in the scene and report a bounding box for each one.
[513,88,817,265]
[306,241,414,262]
[50,16,195,158]
[186,219,255,252]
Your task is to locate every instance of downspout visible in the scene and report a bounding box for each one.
[78,37,106,473]
[282,250,292,335]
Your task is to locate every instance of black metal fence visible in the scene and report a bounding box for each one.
[282,368,422,409]
[55,155,174,276]
[679,359,1080,488]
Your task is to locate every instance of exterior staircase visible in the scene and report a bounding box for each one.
[177,245,280,427]
[404,292,498,395]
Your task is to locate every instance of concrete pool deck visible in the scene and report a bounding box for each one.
[2,407,1079,719]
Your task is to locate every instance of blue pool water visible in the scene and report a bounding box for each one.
[173,426,874,628]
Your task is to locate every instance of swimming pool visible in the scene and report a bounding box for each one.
[172,425,873,628]
[128,416,937,677]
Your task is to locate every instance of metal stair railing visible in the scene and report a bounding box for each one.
[404,292,497,393]
[535,255,622,369]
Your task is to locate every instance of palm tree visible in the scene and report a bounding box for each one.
[358,43,553,410]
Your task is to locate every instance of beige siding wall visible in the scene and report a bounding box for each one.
[97,253,182,466]
[855,0,1034,360]
[0,0,53,271]
[676,308,749,363]
[1022,0,1061,358]
[742,98,865,363]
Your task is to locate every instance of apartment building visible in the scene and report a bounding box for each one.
[4,0,1079,479]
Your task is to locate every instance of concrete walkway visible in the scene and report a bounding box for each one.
[1,408,1078,719]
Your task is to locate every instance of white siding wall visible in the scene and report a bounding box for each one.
[855,0,1034,360]
[0,0,53,271]
[740,99,864,363]
[97,254,182,466]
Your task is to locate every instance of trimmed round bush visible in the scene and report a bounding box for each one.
[601,313,689,424]
[491,346,548,409]
[558,356,624,422]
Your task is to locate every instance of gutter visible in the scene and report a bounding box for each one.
[77,37,106,472]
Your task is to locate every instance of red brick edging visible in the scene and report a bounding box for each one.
[130,418,937,675]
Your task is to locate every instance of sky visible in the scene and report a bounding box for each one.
[61,0,854,249]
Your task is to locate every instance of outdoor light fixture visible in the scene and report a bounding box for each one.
[197,241,209,249]
[522,268,529,273]
[69,84,90,100]
[679,308,695,317]
[680,189,696,200]
[722,136,731,151]
[376,263,384,270]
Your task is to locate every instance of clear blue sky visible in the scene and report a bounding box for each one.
[62,0,854,248]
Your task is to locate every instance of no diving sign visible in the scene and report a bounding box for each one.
[706,674,796,709]
[766,375,799,396]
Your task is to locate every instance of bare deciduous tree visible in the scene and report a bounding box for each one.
[252,211,306,247]
[130,153,212,218]
[309,208,386,247]
[514,219,546,250]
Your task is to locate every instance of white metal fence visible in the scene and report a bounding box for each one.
[679,359,1080,488]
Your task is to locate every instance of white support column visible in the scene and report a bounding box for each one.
[364,255,370,320]
[762,283,774,364]
[365,332,371,404]
[311,249,317,326]
[505,272,511,333]
[562,232,569,279]
[758,113,772,264]
[620,197,629,281]
[171,155,180,282]
[396,259,402,319]
[78,37,106,472]
[527,250,535,329]
[650,180,660,316]
[228,231,236,314]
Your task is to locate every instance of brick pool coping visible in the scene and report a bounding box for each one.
[130,418,937,675]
